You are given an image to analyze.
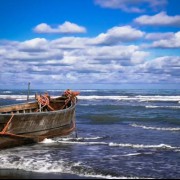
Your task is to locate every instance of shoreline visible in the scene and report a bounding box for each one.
[0,169,95,179]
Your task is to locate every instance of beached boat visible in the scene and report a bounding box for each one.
[0,90,79,149]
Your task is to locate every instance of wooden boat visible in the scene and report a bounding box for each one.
[0,90,80,149]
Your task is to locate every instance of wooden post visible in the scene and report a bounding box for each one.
[27,82,30,101]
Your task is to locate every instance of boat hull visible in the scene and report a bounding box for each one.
[0,133,37,149]
[0,101,77,149]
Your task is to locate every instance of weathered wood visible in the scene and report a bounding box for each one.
[0,133,38,149]
[0,102,38,113]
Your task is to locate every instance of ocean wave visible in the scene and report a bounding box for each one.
[79,90,98,92]
[146,105,180,109]
[2,91,12,94]
[109,143,179,150]
[0,95,35,101]
[120,152,153,157]
[78,95,180,102]
[0,151,144,179]
[41,138,180,150]
[80,174,146,179]
[0,94,180,103]
[47,90,63,92]
[40,137,103,144]
[174,149,180,152]
[0,153,80,174]
[131,124,180,131]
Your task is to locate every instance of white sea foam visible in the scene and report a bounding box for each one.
[40,138,57,144]
[174,149,180,152]
[61,137,103,141]
[2,91,12,94]
[0,95,35,101]
[40,137,103,144]
[109,143,179,150]
[47,89,98,92]
[47,90,63,92]
[135,95,180,102]
[80,174,145,179]
[79,90,98,92]
[146,105,180,109]
[57,140,107,145]
[131,124,180,131]
[78,95,128,100]
[0,94,180,103]
[121,153,142,157]
[0,150,145,179]
[121,152,153,157]
[0,153,76,173]
[43,138,180,150]
[78,95,180,102]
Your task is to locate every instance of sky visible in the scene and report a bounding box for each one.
[0,0,180,90]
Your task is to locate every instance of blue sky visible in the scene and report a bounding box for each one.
[0,0,180,89]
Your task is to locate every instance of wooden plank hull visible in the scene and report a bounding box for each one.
[0,100,77,149]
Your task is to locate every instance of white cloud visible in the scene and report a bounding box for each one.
[95,0,167,13]
[50,26,145,48]
[152,32,180,48]
[90,26,145,45]
[51,37,88,49]
[135,12,180,26]
[34,21,87,34]
[33,23,52,33]
[19,38,48,51]
[145,32,174,41]
[131,51,149,64]
[0,23,179,87]
[129,56,180,83]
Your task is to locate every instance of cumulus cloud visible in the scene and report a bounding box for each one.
[128,56,180,83]
[0,23,179,87]
[19,38,48,52]
[134,12,180,26]
[34,21,87,34]
[152,32,180,48]
[140,56,180,76]
[49,25,145,47]
[0,37,149,86]
[95,0,167,13]
[89,26,145,45]
[145,32,174,41]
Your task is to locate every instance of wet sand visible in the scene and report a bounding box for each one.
[0,169,95,179]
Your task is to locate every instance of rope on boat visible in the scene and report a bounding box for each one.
[0,113,14,134]
[37,94,55,112]
[61,89,80,109]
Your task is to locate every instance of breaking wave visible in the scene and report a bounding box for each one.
[0,95,35,101]
[131,124,180,131]
[0,149,145,179]
[146,105,180,109]
[79,95,180,102]
[41,138,180,150]
[40,137,103,144]
[0,94,180,103]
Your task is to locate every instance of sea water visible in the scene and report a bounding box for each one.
[0,89,179,179]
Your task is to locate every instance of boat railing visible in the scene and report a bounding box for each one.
[0,97,77,115]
